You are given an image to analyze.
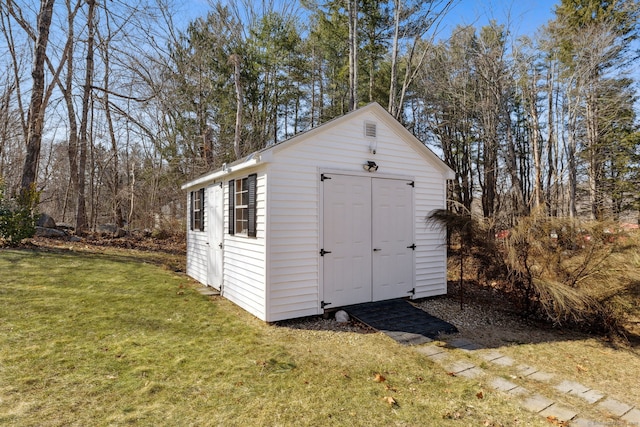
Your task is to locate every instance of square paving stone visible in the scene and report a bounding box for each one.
[597,397,633,417]
[415,345,446,357]
[621,407,640,425]
[579,389,605,404]
[426,352,448,363]
[522,394,555,413]
[448,360,476,374]
[489,377,518,392]
[448,338,478,349]
[458,367,485,379]
[554,380,591,395]
[528,370,555,382]
[571,418,608,427]
[539,403,578,422]
[508,386,529,396]
[516,365,538,376]
[400,334,433,346]
[491,356,515,367]
[480,350,505,362]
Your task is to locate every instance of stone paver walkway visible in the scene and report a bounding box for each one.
[414,338,640,426]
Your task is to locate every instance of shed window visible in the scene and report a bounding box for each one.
[190,188,205,231]
[228,174,257,237]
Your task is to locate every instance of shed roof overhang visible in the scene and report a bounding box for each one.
[180,151,272,191]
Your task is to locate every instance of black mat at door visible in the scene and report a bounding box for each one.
[344,299,458,345]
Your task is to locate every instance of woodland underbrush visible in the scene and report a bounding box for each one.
[432,210,640,339]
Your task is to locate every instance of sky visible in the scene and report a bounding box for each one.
[174,0,561,39]
[441,0,558,37]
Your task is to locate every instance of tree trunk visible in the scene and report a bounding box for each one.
[567,107,578,218]
[230,53,243,160]
[19,0,55,195]
[545,61,558,216]
[585,87,603,220]
[388,0,400,117]
[528,72,543,211]
[102,46,123,227]
[347,0,358,111]
[75,0,96,233]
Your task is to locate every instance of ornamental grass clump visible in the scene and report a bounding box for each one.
[429,208,639,337]
[500,212,638,336]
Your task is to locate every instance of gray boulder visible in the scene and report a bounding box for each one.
[96,223,118,234]
[35,226,66,238]
[96,223,126,237]
[37,214,56,228]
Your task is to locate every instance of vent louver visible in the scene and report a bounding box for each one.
[364,122,377,139]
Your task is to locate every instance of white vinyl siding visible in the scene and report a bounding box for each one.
[222,171,267,320]
[266,164,320,321]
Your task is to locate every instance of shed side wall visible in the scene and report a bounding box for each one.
[222,171,268,320]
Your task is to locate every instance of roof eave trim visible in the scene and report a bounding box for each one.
[180,157,263,191]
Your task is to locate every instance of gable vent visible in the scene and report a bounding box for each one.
[364,121,377,139]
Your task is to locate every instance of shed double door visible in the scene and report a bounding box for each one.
[322,174,414,308]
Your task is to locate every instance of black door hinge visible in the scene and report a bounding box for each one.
[321,174,331,181]
[320,248,332,256]
[321,301,332,308]
[407,243,416,250]
[408,288,415,295]
[407,181,414,187]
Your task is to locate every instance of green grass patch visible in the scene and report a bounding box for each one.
[0,248,544,426]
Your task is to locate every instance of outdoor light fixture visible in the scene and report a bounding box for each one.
[363,160,378,172]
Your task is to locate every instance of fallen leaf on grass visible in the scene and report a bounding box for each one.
[442,411,462,420]
[476,390,484,399]
[383,396,397,406]
[576,364,588,373]
[447,372,456,377]
[384,384,398,392]
[546,415,569,426]
[374,373,386,382]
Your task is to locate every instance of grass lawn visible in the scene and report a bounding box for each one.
[0,246,547,426]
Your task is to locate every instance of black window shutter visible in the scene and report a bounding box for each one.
[190,191,194,231]
[228,180,235,235]
[248,174,257,237]
[199,187,205,231]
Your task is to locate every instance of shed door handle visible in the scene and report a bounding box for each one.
[373,248,381,251]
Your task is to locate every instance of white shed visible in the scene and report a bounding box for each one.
[181,103,454,322]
